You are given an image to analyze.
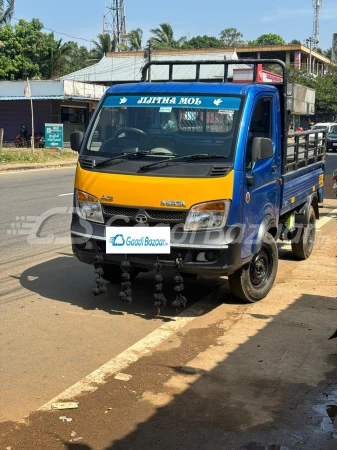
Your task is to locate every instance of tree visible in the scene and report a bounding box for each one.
[49,38,73,78]
[219,28,245,46]
[150,23,174,46]
[314,69,337,114]
[182,35,223,49]
[290,39,301,45]
[0,0,14,26]
[288,67,316,89]
[254,33,286,46]
[0,18,89,80]
[124,28,143,51]
[0,19,48,80]
[323,48,332,60]
[149,23,185,49]
[288,66,337,115]
[91,33,115,61]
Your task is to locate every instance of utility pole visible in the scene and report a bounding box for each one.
[24,78,35,153]
[148,42,152,82]
[144,41,152,81]
[306,37,318,74]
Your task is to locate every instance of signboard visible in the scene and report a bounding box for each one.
[332,33,337,61]
[287,83,315,115]
[45,123,64,149]
[103,95,241,110]
[233,66,282,83]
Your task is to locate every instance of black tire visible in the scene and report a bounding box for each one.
[291,206,316,260]
[228,232,278,303]
[101,263,139,284]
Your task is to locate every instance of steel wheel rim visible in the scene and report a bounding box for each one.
[250,247,272,288]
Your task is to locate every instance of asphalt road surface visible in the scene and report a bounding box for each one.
[0,167,218,422]
[0,159,337,448]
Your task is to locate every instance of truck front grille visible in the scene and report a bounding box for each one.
[102,204,187,228]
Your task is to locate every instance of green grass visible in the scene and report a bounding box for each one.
[0,148,78,165]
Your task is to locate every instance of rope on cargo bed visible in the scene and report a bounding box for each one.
[92,245,107,296]
[119,255,133,304]
[172,254,187,309]
[153,256,167,315]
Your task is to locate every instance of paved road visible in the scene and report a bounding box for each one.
[1,190,337,449]
[0,160,336,424]
[0,168,216,422]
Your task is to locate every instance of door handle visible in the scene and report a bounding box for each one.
[272,165,278,173]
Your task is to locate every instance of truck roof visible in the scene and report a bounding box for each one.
[106,82,279,96]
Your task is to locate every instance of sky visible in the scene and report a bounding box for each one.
[14,0,337,51]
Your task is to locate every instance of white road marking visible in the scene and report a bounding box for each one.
[316,208,337,229]
[39,301,207,411]
[280,209,337,251]
[58,193,73,197]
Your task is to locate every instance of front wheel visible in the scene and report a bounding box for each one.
[228,232,278,303]
[101,263,140,284]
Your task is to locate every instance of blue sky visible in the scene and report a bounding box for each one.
[14,0,337,50]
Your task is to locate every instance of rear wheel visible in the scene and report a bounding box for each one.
[291,206,316,260]
[101,263,140,284]
[228,232,278,303]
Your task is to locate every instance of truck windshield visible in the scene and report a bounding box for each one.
[83,94,243,161]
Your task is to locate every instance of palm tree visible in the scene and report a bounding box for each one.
[0,0,15,25]
[150,23,174,47]
[91,33,116,61]
[50,39,73,78]
[127,28,143,51]
[150,23,186,49]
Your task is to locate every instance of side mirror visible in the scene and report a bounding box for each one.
[70,131,83,153]
[252,137,273,163]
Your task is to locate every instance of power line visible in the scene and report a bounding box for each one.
[12,17,94,43]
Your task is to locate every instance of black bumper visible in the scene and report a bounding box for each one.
[71,216,245,277]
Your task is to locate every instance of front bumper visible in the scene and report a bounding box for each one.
[71,216,245,276]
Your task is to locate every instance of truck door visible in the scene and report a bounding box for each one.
[241,95,281,259]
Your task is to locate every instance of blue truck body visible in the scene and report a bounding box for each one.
[70,59,326,303]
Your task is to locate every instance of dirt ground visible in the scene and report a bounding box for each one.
[1,204,337,450]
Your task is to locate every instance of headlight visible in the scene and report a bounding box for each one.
[76,190,104,224]
[184,200,231,231]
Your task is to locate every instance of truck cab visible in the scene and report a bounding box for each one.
[70,60,325,303]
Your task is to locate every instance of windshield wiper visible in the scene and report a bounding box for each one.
[94,151,150,168]
[93,150,180,168]
[140,154,228,171]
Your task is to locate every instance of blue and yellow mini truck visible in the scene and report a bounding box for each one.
[70,59,325,303]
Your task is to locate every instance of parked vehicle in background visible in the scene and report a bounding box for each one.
[32,132,45,148]
[333,169,337,197]
[309,123,334,147]
[14,131,45,148]
[15,124,28,147]
[327,124,337,152]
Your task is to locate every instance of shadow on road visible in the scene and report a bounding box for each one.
[73,293,337,450]
[17,253,228,322]
[1,292,337,449]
